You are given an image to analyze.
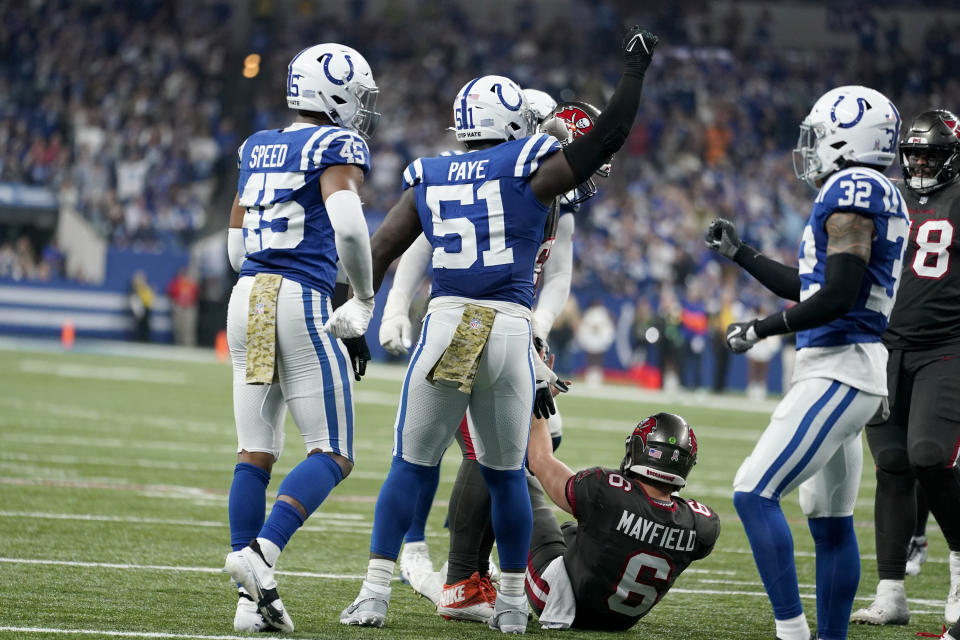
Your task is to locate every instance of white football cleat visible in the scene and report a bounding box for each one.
[234,587,280,632]
[488,593,529,634]
[340,580,391,627]
[399,541,442,603]
[850,581,909,625]
[224,542,294,632]
[947,552,960,624]
[905,536,928,576]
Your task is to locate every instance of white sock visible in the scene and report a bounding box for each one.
[366,558,395,589]
[256,537,281,566]
[877,578,906,598]
[950,550,960,582]
[774,612,810,640]
[403,541,428,555]
[499,571,524,599]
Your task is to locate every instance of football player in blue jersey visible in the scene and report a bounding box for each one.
[382,93,604,618]
[340,26,658,634]
[706,85,909,640]
[221,43,380,633]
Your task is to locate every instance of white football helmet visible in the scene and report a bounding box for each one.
[453,75,536,144]
[286,43,380,139]
[522,89,557,124]
[793,85,901,189]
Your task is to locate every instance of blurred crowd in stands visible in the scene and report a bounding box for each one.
[2,0,959,385]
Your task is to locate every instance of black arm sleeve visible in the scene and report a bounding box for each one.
[755,252,867,338]
[733,244,802,302]
[563,72,645,184]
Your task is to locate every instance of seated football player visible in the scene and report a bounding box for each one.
[524,411,720,631]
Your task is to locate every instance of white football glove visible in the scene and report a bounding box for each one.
[323,296,375,339]
[379,312,413,356]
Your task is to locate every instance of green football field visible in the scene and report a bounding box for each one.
[0,338,952,639]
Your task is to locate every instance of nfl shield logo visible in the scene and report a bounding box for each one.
[648,448,662,460]
[469,317,482,329]
[254,302,265,315]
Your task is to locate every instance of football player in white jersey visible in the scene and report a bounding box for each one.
[706,86,909,640]
[341,27,658,634]
[222,43,379,633]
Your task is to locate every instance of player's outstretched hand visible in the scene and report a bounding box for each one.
[532,347,571,419]
[622,26,658,76]
[342,336,370,381]
[705,217,741,259]
[379,312,413,356]
[323,295,375,339]
[725,320,760,354]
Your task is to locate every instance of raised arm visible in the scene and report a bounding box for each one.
[726,212,873,352]
[705,218,801,302]
[530,27,658,205]
[527,413,577,515]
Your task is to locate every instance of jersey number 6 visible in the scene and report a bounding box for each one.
[607,551,673,617]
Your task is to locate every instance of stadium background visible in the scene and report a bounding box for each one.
[1,0,959,391]
[3,2,960,640]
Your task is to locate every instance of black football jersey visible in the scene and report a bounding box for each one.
[884,180,960,350]
[562,467,720,631]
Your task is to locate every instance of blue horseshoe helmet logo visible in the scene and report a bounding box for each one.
[831,95,870,129]
[493,82,522,112]
[321,53,355,86]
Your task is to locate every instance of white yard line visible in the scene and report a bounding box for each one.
[18,359,189,385]
[0,556,945,610]
[0,629,254,640]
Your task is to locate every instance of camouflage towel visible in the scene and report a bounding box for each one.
[245,273,283,384]
[427,304,496,394]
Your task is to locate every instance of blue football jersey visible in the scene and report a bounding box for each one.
[796,167,909,349]
[236,122,370,296]
[402,134,562,307]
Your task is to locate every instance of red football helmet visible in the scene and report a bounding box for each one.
[552,101,612,204]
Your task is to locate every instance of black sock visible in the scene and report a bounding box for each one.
[875,467,915,580]
[446,458,491,584]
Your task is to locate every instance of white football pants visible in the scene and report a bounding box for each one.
[393,306,535,471]
[227,275,355,461]
[733,377,881,517]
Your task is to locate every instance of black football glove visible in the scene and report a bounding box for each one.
[705,217,741,259]
[533,377,570,420]
[341,336,370,381]
[725,320,760,354]
[622,26,659,77]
